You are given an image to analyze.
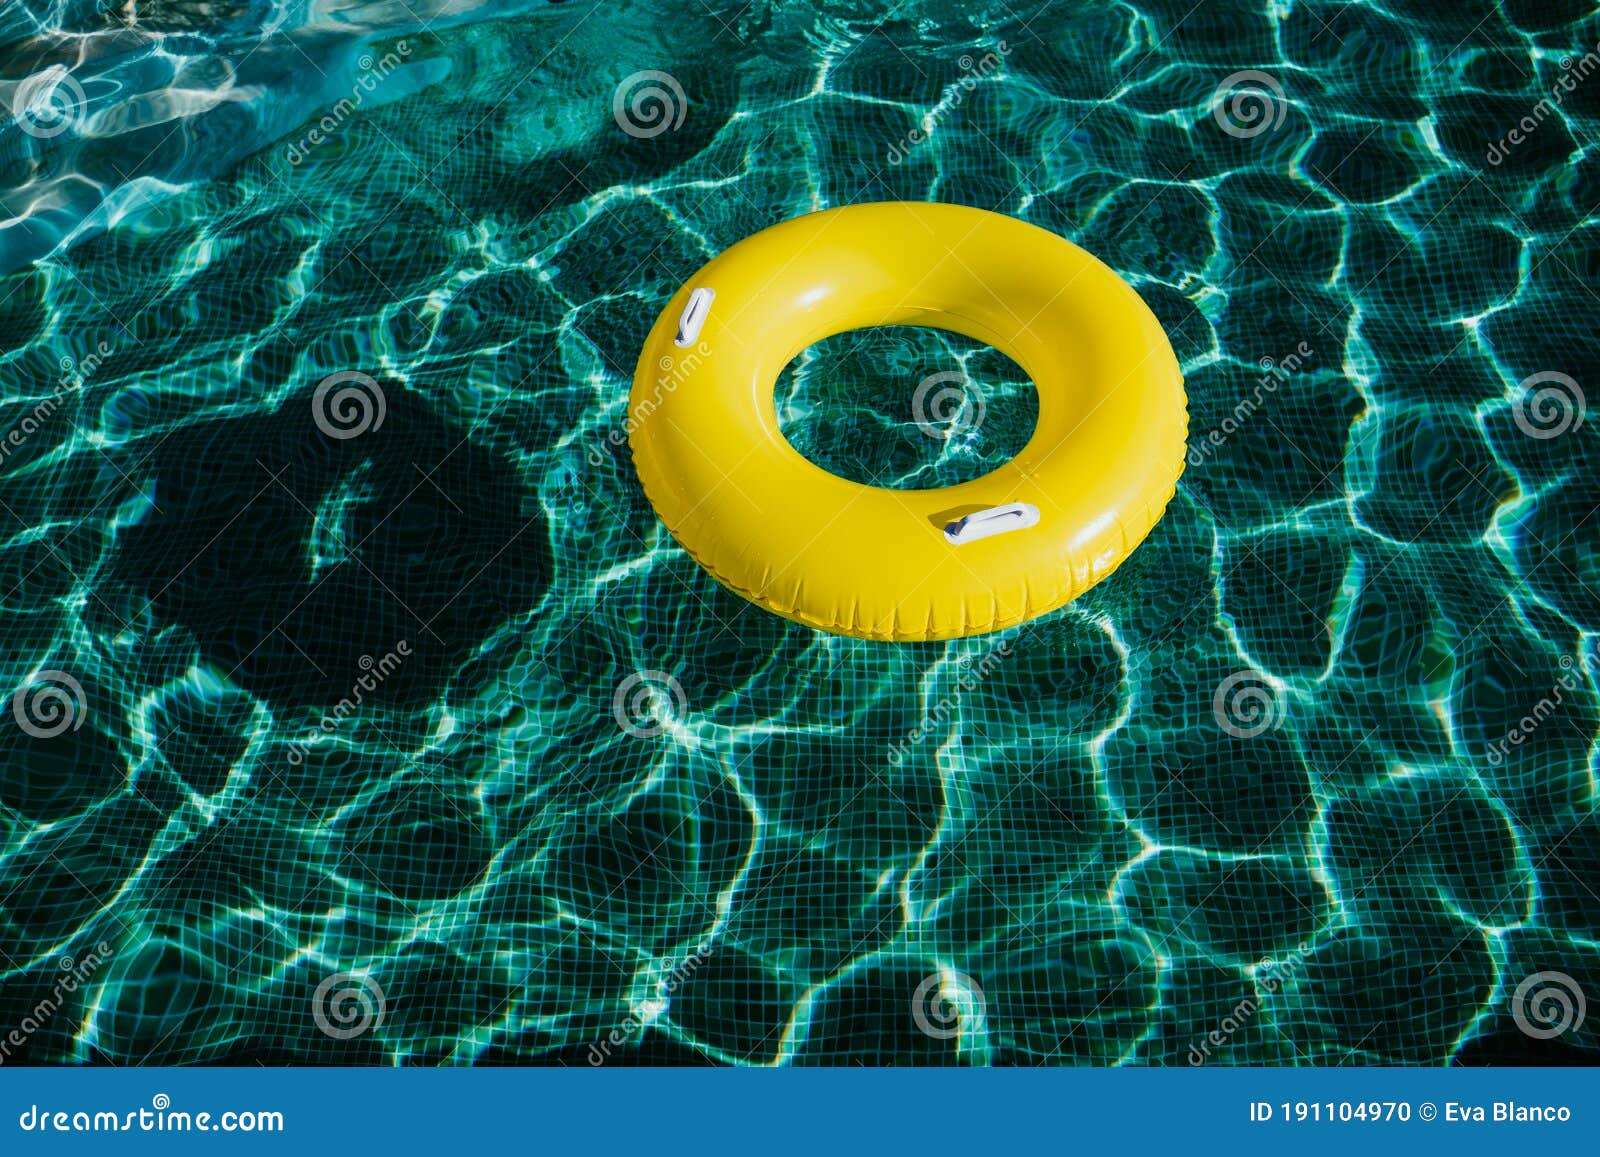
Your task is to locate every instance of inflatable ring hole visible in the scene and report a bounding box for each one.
[772,325,1039,491]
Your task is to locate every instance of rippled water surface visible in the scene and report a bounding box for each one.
[1,0,1598,1065]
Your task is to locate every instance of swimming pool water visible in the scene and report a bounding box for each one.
[0,0,1597,1065]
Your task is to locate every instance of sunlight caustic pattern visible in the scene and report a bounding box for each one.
[0,0,1597,1065]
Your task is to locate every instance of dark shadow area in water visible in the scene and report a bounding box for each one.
[111,383,550,709]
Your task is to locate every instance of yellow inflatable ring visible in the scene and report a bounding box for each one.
[628,201,1186,642]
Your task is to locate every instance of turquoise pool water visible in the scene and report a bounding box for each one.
[0,0,1597,1065]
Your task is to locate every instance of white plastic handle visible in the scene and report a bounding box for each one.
[675,287,714,347]
[943,502,1040,545]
